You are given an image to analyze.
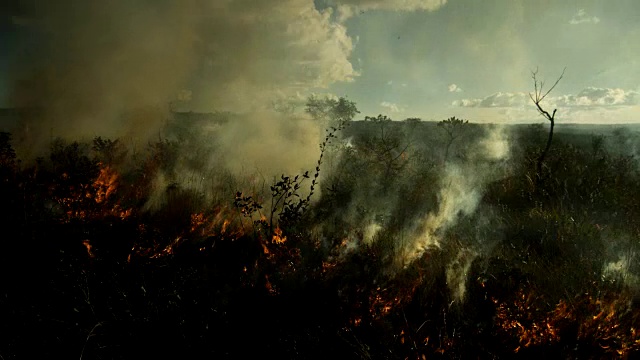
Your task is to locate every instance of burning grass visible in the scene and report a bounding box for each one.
[50,162,133,223]
[1,122,640,359]
[494,287,640,357]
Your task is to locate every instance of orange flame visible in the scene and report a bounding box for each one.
[92,165,119,204]
[272,227,287,244]
[187,209,244,240]
[54,163,132,223]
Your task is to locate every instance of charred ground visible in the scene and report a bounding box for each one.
[1,111,639,359]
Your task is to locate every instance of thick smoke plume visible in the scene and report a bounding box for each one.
[8,0,357,175]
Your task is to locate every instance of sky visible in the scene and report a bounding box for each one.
[1,0,640,124]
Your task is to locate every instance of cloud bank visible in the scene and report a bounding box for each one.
[452,87,640,124]
[453,87,639,109]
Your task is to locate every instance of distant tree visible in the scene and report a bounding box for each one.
[437,116,469,162]
[305,95,359,128]
[145,138,179,175]
[303,97,359,216]
[529,67,565,183]
[49,139,100,184]
[92,136,127,165]
[361,114,411,180]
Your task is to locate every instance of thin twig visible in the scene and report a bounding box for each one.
[79,322,103,360]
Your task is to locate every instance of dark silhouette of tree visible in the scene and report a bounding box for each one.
[437,116,468,162]
[360,115,411,179]
[529,67,565,184]
[92,136,127,165]
[49,138,100,185]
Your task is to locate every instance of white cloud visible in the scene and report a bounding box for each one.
[387,80,394,85]
[452,99,482,107]
[380,101,403,113]
[452,87,640,124]
[569,9,600,25]
[556,87,638,107]
[452,92,528,108]
[448,83,463,93]
[453,87,638,109]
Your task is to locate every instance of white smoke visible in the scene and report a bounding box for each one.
[446,247,478,304]
[400,125,510,266]
[602,254,639,292]
[363,222,383,244]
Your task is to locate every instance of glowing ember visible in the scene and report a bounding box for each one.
[368,286,405,319]
[190,213,207,234]
[265,275,277,295]
[82,239,94,258]
[321,261,336,274]
[148,238,180,259]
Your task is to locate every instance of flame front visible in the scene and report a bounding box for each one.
[494,288,640,356]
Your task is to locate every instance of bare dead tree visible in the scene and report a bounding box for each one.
[529,67,565,183]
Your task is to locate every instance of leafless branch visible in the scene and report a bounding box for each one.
[529,67,566,185]
[529,67,566,122]
[80,322,103,360]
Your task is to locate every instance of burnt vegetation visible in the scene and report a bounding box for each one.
[1,97,640,359]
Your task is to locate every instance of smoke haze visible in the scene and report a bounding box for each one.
[8,0,358,165]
